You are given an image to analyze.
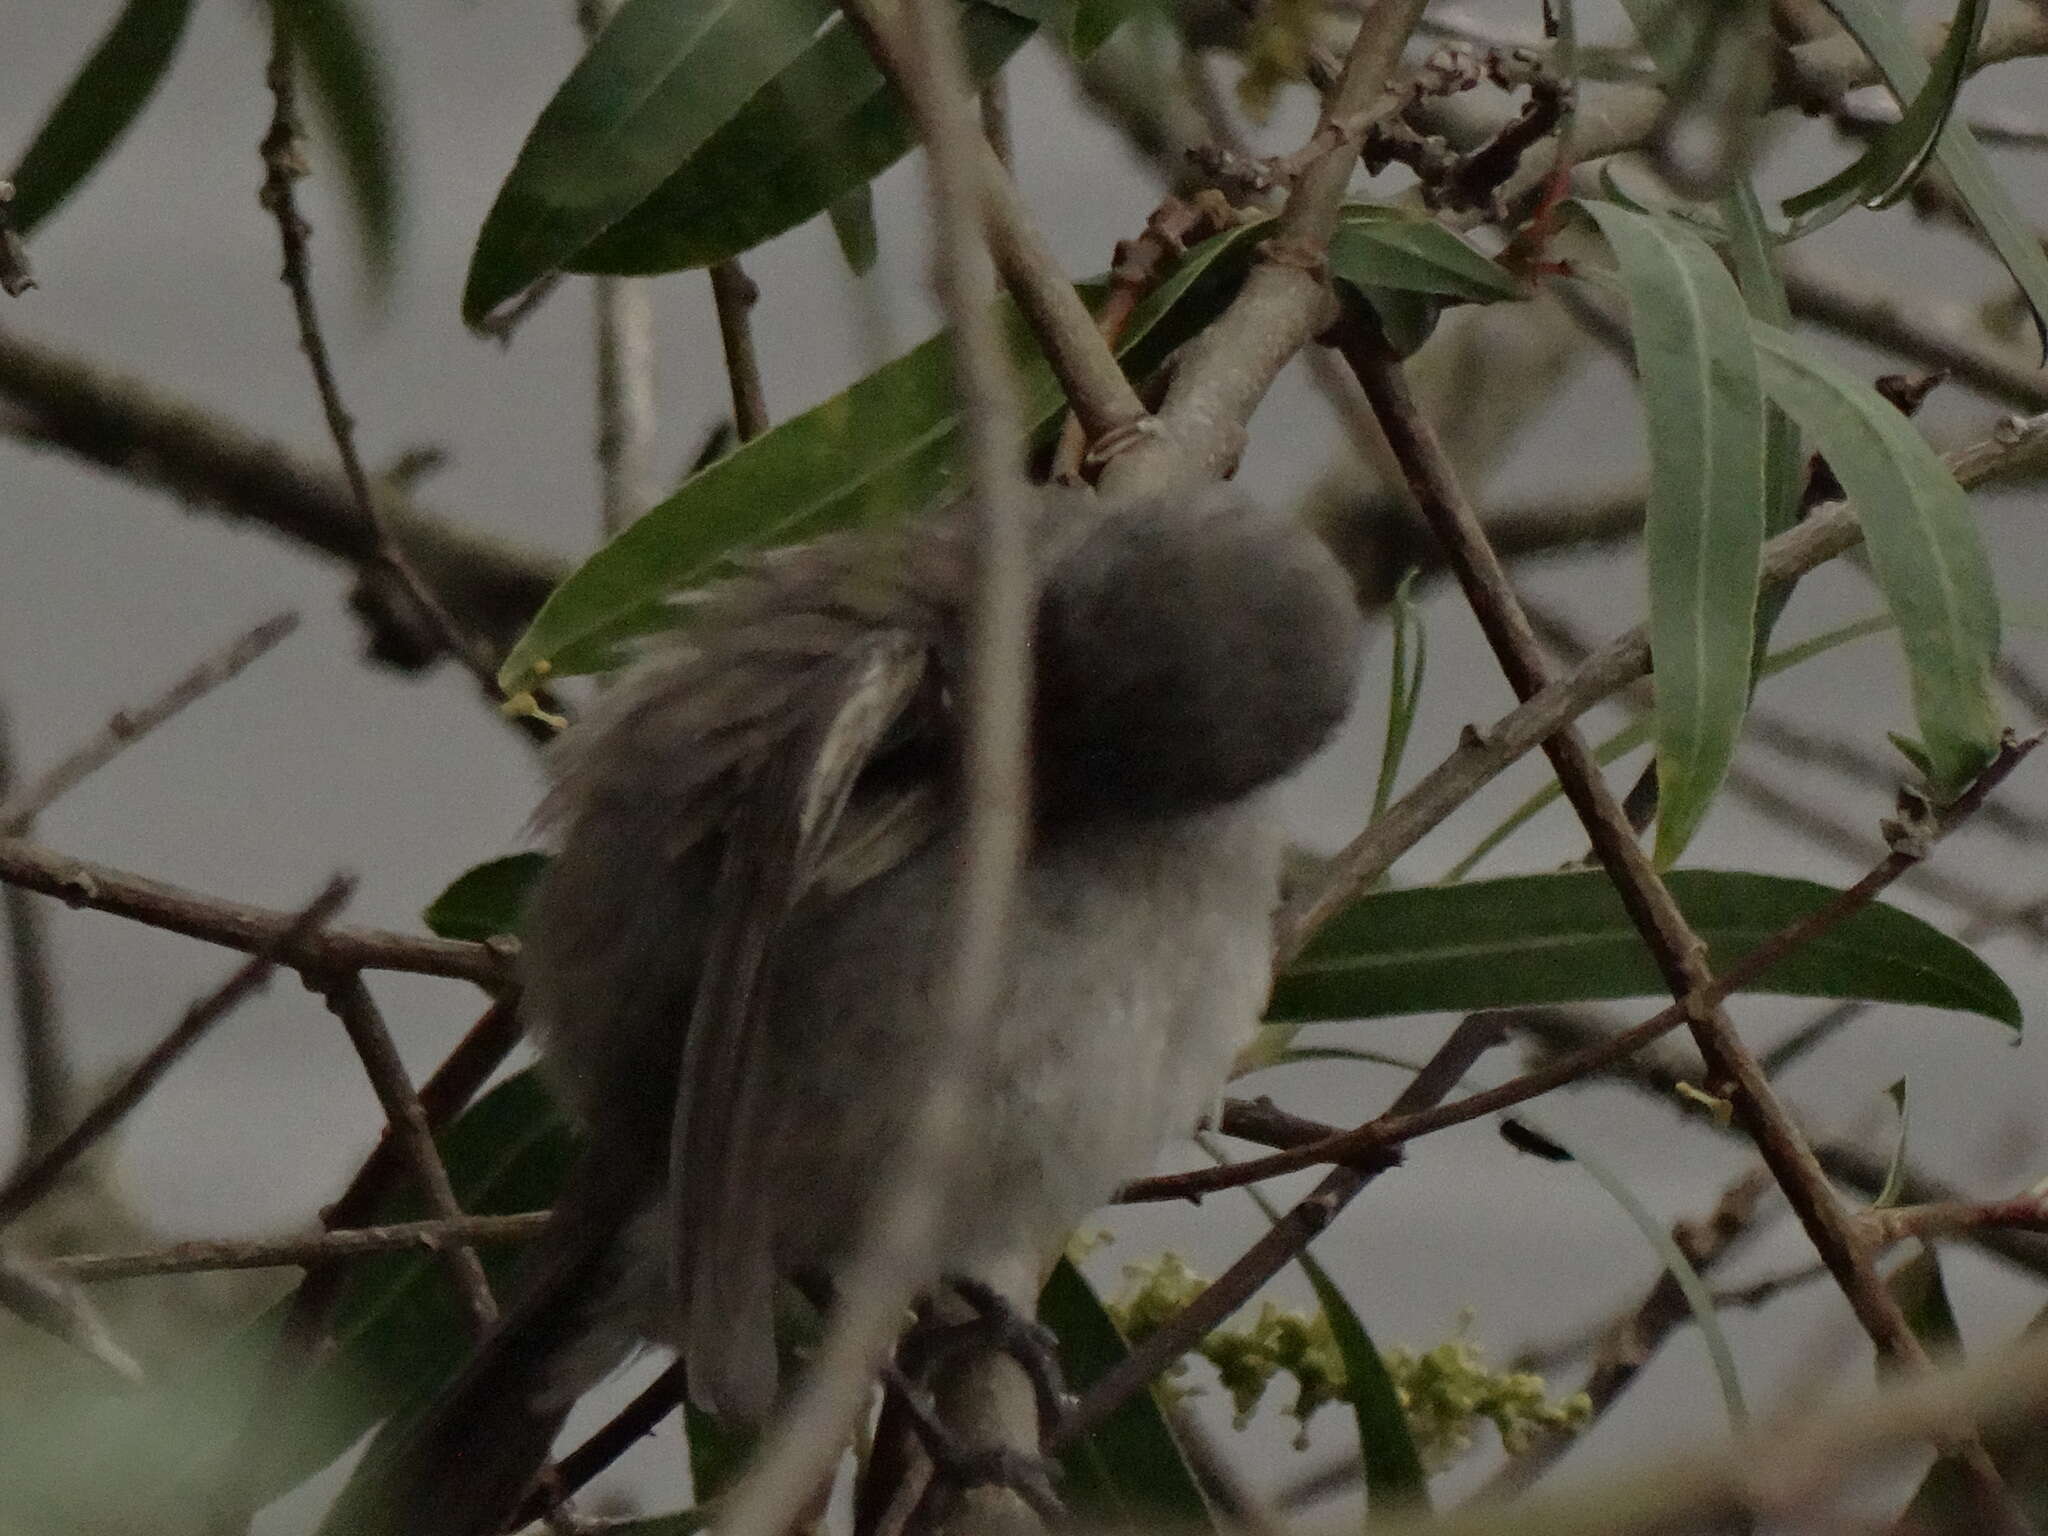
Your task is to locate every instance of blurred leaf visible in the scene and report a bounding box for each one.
[191,1069,576,1499]
[1038,1258,1215,1527]
[1372,571,1427,822]
[1809,0,2048,356]
[1874,1078,1910,1209]
[1784,0,1989,218]
[422,853,549,941]
[825,183,877,276]
[1296,1251,1430,1519]
[1330,207,1528,304]
[567,3,1039,281]
[276,0,405,293]
[1750,322,2003,795]
[1445,614,1896,881]
[1904,1295,2048,1527]
[1519,1119,1747,1428]
[1272,869,2021,1027]
[7,0,197,234]
[500,220,1271,693]
[602,1514,711,1535]
[1059,0,1152,56]
[1583,202,1766,867]
[462,0,838,323]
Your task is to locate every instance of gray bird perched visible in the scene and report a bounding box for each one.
[334,484,1361,1535]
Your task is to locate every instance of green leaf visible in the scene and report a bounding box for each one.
[1372,570,1427,822]
[462,0,838,324]
[1750,322,2003,794]
[1784,0,1989,218]
[1329,207,1528,304]
[185,1069,576,1500]
[1519,1119,1747,1428]
[825,183,878,276]
[1038,1259,1216,1527]
[1445,613,1896,881]
[1297,1252,1431,1519]
[499,220,1271,692]
[1272,869,2021,1028]
[1583,203,1767,866]
[422,852,549,941]
[276,0,405,293]
[568,3,1038,279]
[7,0,198,235]
[1810,0,2048,356]
[1874,1077,1910,1208]
[1060,0,1152,55]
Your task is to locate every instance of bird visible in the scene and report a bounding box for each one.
[331,482,1362,1535]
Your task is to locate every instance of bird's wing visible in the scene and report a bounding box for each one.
[669,626,937,1419]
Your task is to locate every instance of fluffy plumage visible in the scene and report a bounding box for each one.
[335,485,1360,1536]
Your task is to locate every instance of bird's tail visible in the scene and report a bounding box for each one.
[318,1176,647,1536]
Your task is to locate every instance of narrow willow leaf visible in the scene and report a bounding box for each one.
[1273,869,2020,1028]
[421,852,548,941]
[1038,1259,1216,1527]
[499,222,1270,693]
[1750,322,2003,794]
[1372,570,1427,822]
[1812,0,2048,355]
[462,0,837,323]
[277,0,404,291]
[1784,0,1989,218]
[1329,208,1527,303]
[7,0,197,234]
[825,183,877,276]
[1520,1119,1747,1428]
[1445,614,1896,881]
[1062,0,1152,56]
[1874,1078,1911,1208]
[569,3,1038,279]
[1297,1251,1431,1518]
[1583,202,1767,866]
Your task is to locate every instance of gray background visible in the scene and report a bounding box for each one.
[2,0,2045,1525]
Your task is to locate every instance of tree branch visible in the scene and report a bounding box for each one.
[46,1210,547,1282]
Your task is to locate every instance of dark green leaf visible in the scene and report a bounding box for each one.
[1811,0,2048,356]
[1905,1299,2048,1527]
[825,183,878,276]
[8,0,197,234]
[568,3,1038,279]
[1329,208,1527,304]
[277,0,405,292]
[1037,1259,1215,1527]
[185,1069,576,1500]
[1296,1252,1430,1519]
[1886,1245,1961,1359]
[462,0,837,323]
[422,852,549,941]
[1583,202,1766,866]
[1784,0,1989,218]
[1751,322,2003,794]
[1060,0,1152,56]
[1272,869,2021,1028]
[500,221,1270,692]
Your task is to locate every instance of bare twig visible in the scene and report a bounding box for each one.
[709,260,769,445]
[1061,1014,1512,1450]
[1861,1194,2048,1248]
[1337,326,2029,1530]
[0,180,33,297]
[0,834,508,989]
[1275,409,2048,962]
[312,973,497,1333]
[47,1210,547,1282]
[513,1361,690,1529]
[0,876,355,1231]
[0,613,298,837]
[259,11,533,723]
[0,701,71,1163]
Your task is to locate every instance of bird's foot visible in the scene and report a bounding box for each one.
[880,1361,1066,1526]
[902,1277,1075,1442]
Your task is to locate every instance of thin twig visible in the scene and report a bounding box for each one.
[0,701,71,1164]
[513,1361,690,1529]
[709,260,769,444]
[0,834,508,988]
[1336,325,2029,1531]
[1060,1014,1512,1450]
[1861,1194,2048,1248]
[0,875,355,1231]
[311,973,497,1333]
[259,10,534,722]
[46,1210,547,1282]
[0,613,298,836]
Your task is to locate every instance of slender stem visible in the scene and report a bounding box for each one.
[709,259,770,444]
[48,1211,548,1282]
